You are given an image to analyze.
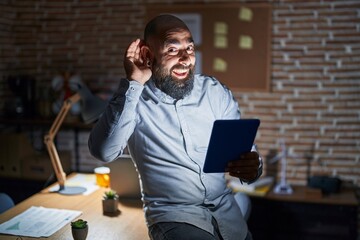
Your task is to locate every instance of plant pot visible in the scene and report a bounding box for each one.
[102,199,118,213]
[71,226,88,240]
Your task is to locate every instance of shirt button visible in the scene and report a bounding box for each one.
[130,87,135,91]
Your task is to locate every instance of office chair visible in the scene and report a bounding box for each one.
[0,193,15,214]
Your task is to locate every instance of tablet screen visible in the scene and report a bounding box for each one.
[203,119,260,173]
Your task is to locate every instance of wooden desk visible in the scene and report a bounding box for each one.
[0,174,149,240]
[248,185,358,240]
[266,185,358,206]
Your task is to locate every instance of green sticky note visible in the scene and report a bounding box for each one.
[239,7,253,22]
[239,35,253,49]
[214,35,228,49]
[214,22,228,35]
[213,58,227,72]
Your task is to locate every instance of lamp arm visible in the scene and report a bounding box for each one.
[44,93,81,189]
[48,93,81,137]
[44,140,66,189]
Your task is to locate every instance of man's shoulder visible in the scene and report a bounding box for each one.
[194,74,231,93]
[194,73,217,82]
[195,74,219,88]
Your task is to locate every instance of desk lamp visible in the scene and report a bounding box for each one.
[44,82,107,195]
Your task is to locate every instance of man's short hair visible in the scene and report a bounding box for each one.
[144,14,188,44]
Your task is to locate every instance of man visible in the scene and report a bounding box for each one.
[89,14,262,240]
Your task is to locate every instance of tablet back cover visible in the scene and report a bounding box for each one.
[203,119,260,173]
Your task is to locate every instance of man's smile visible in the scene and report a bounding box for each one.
[172,68,189,79]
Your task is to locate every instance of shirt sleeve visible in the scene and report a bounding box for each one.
[88,79,144,162]
[220,83,241,120]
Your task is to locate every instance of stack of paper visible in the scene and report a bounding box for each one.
[228,176,274,196]
[0,206,82,238]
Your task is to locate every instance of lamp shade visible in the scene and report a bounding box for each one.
[77,83,107,124]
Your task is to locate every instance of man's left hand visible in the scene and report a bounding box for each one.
[225,152,260,182]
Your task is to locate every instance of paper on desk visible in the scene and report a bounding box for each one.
[49,173,99,195]
[0,206,81,237]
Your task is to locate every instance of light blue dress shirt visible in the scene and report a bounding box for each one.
[89,74,248,240]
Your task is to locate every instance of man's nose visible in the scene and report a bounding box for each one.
[178,50,191,66]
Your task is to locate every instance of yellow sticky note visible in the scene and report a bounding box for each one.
[239,35,253,49]
[214,35,227,49]
[239,7,253,22]
[214,22,228,35]
[213,58,227,72]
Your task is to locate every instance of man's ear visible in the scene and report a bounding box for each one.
[140,45,153,67]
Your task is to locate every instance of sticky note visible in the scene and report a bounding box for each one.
[214,22,228,35]
[239,35,253,49]
[239,7,253,22]
[213,58,227,72]
[214,35,227,49]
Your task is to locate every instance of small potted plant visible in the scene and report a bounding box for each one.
[102,189,119,213]
[71,219,88,240]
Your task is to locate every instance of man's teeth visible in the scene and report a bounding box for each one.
[174,69,187,74]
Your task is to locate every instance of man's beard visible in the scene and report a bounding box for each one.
[152,63,194,100]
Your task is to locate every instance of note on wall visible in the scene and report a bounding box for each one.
[239,7,253,22]
[239,35,253,49]
[213,58,227,72]
[214,35,228,48]
[214,22,228,35]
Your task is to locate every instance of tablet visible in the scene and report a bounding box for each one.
[203,119,260,173]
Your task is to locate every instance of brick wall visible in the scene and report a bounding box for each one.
[0,0,359,185]
[0,1,16,113]
[261,0,360,188]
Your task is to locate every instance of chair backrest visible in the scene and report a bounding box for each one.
[0,193,15,214]
[105,156,142,199]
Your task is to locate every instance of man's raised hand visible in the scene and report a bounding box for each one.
[124,39,152,85]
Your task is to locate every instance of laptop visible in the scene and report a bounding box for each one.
[105,155,142,199]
